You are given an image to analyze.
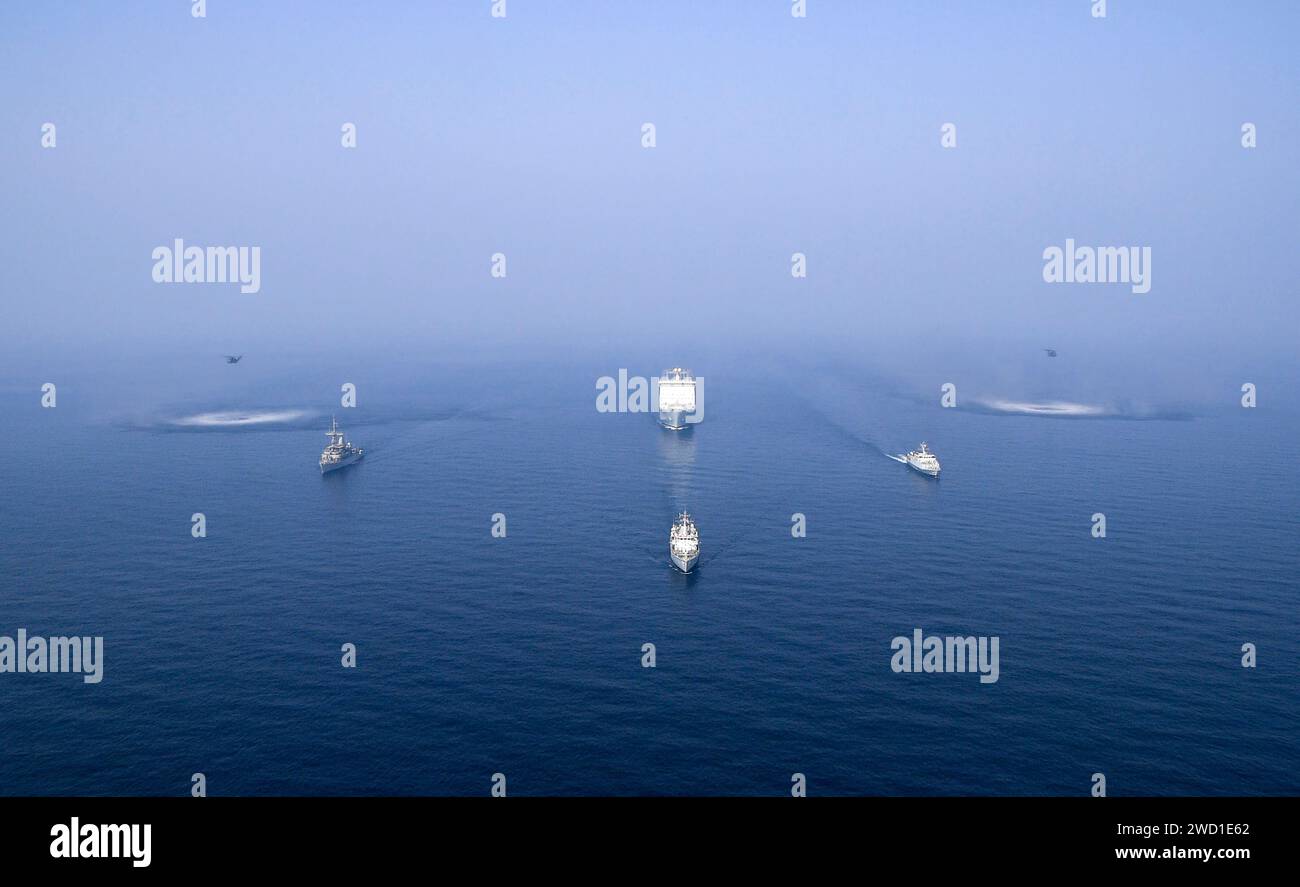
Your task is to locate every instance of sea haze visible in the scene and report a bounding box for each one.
[1,354,1296,796]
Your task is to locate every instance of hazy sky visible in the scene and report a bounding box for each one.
[2,1,1297,374]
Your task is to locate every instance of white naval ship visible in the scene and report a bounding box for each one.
[657,368,698,430]
[902,442,941,478]
[669,512,700,573]
[320,417,364,474]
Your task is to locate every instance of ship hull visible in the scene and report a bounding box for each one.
[670,549,699,573]
[321,453,363,474]
[658,409,691,430]
[905,460,939,478]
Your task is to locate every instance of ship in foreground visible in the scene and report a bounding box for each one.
[669,512,700,573]
[900,442,941,478]
[657,367,698,430]
[320,417,365,474]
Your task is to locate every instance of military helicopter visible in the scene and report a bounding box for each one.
[224,355,243,364]
[1043,348,1057,358]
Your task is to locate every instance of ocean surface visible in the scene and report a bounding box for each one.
[2,357,1297,796]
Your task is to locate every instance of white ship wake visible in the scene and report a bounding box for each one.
[170,409,315,428]
[977,399,1108,417]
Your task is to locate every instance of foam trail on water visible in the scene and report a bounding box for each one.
[976,399,1108,418]
[169,409,315,428]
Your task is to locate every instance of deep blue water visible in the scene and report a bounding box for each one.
[1,359,1297,796]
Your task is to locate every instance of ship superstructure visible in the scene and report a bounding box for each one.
[320,417,365,474]
[657,368,698,430]
[669,512,700,573]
